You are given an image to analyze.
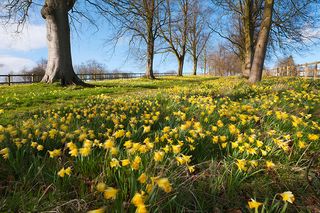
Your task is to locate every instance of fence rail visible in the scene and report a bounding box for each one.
[2,62,319,86]
[265,61,320,78]
[0,72,174,86]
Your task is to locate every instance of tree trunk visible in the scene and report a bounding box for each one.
[242,0,254,79]
[145,1,155,79]
[146,37,155,79]
[177,56,184,76]
[193,56,197,75]
[203,47,207,74]
[41,0,87,86]
[249,0,274,83]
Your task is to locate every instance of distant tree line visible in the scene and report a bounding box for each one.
[19,59,177,80]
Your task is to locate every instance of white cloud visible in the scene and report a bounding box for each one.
[302,27,320,42]
[0,23,46,51]
[0,55,36,74]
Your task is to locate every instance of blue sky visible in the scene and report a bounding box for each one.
[0,4,319,75]
[0,7,193,75]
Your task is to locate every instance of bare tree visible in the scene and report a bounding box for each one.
[40,0,81,85]
[212,0,320,82]
[199,46,209,75]
[187,0,211,75]
[249,0,320,82]
[211,0,262,78]
[1,0,108,86]
[75,60,107,74]
[19,59,46,82]
[21,59,47,76]
[208,44,242,76]
[160,0,189,76]
[99,0,165,79]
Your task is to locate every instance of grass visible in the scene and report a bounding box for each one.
[0,77,218,126]
[0,76,319,212]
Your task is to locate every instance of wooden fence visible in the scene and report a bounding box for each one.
[0,72,174,86]
[1,62,319,86]
[265,61,320,78]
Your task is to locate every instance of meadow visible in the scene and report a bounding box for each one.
[0,76,319,212]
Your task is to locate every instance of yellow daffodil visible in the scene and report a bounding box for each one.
[131,156,141,170]
[280,191,295,203]
[37,145,44,151]
[57,167,72,177]
[110,158,120,168]
[96,182,106,192]
[114,129,125,138]
[156,178,172,193]
[143,126,151,133]
[103,187,118,200]
[188,165,195,173]
[49,149,62,158]
[104,139,114,149]
[121,159,130,166]
[236,159,247,172]
[79,147,91,157]
[266,161,275,169]
[171,145,181,154]
[138,173,148,184]
[248,198,263,209]
[154,151,165,162]
[298,141,307,149]
[132,192,147,212]
[308,134,319,141]
[0,147,9,159]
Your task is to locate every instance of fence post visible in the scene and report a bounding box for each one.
[8,74,11,86]
[94,73,96,81]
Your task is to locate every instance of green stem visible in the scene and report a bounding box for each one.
[280,202,288,213]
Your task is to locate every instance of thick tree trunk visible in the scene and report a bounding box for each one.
[193,56,198,75]
[41,0,87,86]
[241,62,246,75]
[249,0,274,83]
[177,56,185,76]
[242,0,254,79]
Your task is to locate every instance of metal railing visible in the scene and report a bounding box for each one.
[0,72,175,86]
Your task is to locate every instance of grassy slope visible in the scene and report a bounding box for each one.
[0,76,319,212]
[0,77,217,126]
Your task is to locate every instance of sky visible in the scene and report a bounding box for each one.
[0,6,191,75]
[0,3,320,75]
